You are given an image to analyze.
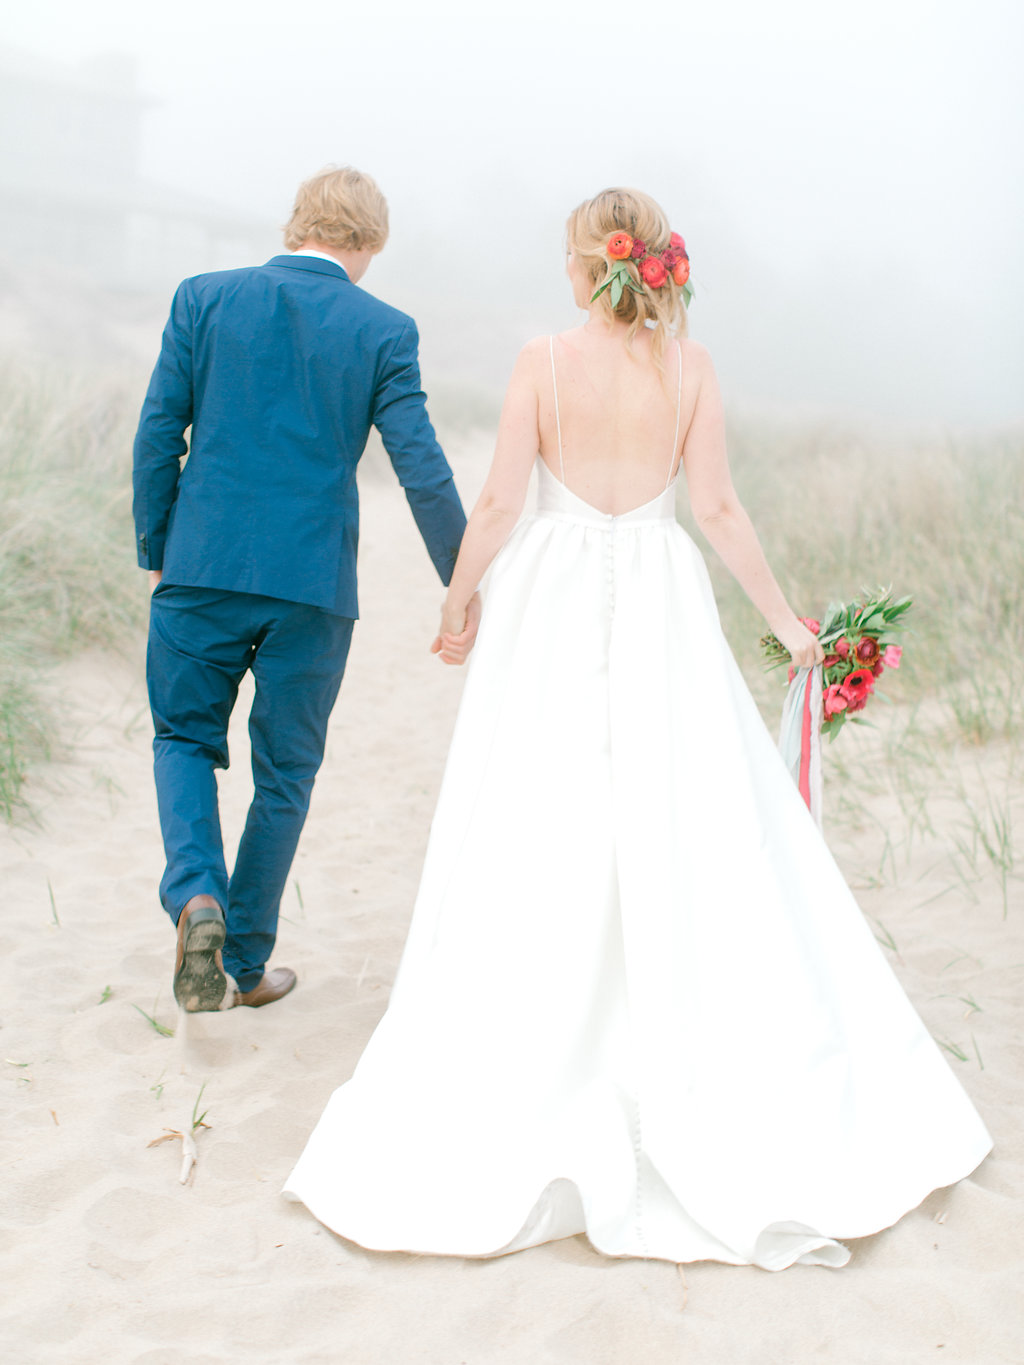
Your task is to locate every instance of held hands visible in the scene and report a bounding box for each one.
[148,570,163,593]
[430,592,482,666]
[775,616,826,671]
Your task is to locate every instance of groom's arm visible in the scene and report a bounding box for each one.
[371,319,467,584]
[132,281,194,572]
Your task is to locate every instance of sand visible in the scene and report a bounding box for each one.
[2,450,1022,1365]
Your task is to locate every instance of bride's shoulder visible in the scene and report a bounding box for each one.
[678,338,719,393]
[679,336,713,369]
[518,331,578,360]
[517,334,555,363]
[508,332,569,387]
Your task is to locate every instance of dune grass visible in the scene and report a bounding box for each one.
[0,363,148,816]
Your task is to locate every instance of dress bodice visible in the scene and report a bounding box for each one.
[535,458,680,528]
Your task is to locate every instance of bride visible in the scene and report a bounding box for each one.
[283,188,991,1270]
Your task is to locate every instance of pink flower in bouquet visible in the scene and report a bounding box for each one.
[799,617,821,635]
[871,661,885,678]
[882,644,903,669]
[823,684,849,719]
[823,654,840,668]
[834,637,851,659]
[640,256,668,288]
[840,666,875,705]
[854,636,881,668]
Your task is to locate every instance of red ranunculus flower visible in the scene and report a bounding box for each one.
[882,644,903,669]
[840,666,875,704]
[607,232,633,260]
[672,258,690,287]
[834,637,851,658]
[845,694,869,713]
[823,684,849,719]
[670,232,687,255]
[630,239,646,259]
[661,246,682,268]
[871,661,885,678]
[799,616,821,635]
[640,256,668,287]
[823,654,840,668]
[854,636,881,667]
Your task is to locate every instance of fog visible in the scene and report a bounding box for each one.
[2,0,1021,426]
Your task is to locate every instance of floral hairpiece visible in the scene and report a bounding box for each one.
[591,231,694,309]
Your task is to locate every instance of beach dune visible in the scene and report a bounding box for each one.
[1,459,1020,1365]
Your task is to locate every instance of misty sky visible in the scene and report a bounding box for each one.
[3,0,1022,424]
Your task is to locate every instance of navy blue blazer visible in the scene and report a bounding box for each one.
[132,254,467,618]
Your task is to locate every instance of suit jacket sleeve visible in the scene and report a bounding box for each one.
[372,320,467,585]
[132,281,195,570]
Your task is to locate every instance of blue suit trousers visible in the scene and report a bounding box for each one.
[147,585,353,992]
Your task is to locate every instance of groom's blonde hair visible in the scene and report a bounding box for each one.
[283,166,390,253]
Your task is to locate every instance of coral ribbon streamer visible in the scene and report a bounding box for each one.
[798,668,815,809]
[778,666,824,828]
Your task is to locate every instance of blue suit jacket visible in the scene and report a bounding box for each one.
[132,254,467,618]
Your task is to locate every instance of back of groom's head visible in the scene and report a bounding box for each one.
[283,166,389,254]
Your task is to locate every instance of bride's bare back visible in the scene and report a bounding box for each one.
[435,226,821,676]
[539,326,694,516]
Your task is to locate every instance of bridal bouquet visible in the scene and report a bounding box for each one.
[761,587,913,740]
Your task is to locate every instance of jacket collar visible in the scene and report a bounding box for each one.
[266,254,350,282]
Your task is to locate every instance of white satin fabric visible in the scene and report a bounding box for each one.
[283,459,991,1269]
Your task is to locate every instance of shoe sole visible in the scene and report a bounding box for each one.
[173,914,228,1012]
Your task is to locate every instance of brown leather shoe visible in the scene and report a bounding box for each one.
[173,894,229,1012]
[233,968,297,1008]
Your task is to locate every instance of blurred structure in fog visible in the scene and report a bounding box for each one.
[0,44,274,291]
[0,44,279,370]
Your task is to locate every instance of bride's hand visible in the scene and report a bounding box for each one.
[430,592,482,666]
[775,616,825,671]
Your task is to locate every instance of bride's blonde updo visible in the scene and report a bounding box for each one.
[566,187,689,370]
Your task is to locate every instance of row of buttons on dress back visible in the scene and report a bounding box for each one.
[605,530,621,613]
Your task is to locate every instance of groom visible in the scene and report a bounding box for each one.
[133,166,473,1012]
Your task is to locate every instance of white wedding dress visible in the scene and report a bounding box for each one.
[283,341,991,1270]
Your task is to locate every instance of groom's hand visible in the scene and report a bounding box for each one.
[430,592,482,666]
[148,570,163,593]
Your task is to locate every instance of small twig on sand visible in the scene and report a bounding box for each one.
[148,1082,211,1184]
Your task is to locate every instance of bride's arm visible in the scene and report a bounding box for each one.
[682,345,823,669]
[431,341,543,665]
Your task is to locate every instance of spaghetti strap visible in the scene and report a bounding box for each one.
[549,335,566,485]
[665,340,683,490]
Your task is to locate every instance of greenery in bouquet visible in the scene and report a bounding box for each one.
[760,587,913,738]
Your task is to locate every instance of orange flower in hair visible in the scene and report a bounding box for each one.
[672,258,690,287]
[607,232,634,260]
